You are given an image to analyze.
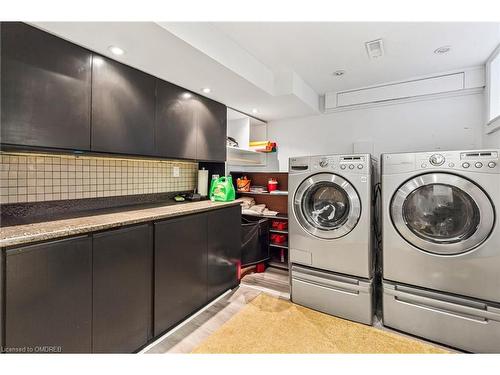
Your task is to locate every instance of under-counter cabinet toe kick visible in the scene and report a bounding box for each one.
[0,203,241,353]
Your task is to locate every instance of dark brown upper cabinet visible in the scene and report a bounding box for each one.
[91,55,155,155]
[155,80,197,159]
[195,95,227,162]
[155,80,227,162]
[0,22,92,150]
[1,22,227,161]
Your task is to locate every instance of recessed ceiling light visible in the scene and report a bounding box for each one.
[202,87,211,94]
[108,45,125,56]
[252,108,258,114]
[434,45,452,54]
[181,92,192,99]
[333,70,346,77]
[93,56,104,66]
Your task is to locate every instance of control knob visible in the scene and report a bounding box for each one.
[429,154,445,166]
[319,159,329,168]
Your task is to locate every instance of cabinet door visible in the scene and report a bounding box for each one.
[91,55,155,155]
[1,22,91,150]
[155,80,197,159]
[92,224,153,353]
[154,214,208,336]
[207,206,241,300]
[5,236,92,353]
[195,96,227,162]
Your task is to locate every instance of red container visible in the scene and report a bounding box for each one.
[271,220,288,231]
[267,178,278,192]
[271,234,287,244]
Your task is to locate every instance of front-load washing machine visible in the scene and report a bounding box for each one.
[288,154,376,325]
[382,149,500,352]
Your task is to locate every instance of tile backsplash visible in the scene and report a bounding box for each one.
[0,152,198,204]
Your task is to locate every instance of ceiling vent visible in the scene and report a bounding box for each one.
[365,39,384,59]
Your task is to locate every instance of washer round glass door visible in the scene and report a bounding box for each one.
[391,173,494,255]
[293,173,361,239]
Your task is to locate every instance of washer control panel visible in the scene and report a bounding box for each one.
[309,154,370,174]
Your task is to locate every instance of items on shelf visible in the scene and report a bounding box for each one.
[240,196,255,210]
[269,246,288,267]
[280,248,286,263]
[267,177,278,192]
[236,175,251,192]
[232,171,289,271]
[249,185,268,193]
[239,196,279,216]
[227,136,239,148]
[249,141,277,153]
[209,175,236,202]
[271,220,288,231]
[269,190,288,195]
[270,233,287,244]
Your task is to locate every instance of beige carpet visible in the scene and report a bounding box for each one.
[192,293,449,354]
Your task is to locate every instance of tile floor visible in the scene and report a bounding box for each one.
[142,267,454,354]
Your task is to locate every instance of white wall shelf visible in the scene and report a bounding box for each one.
[227,146,266,166]
[226,109,268,166]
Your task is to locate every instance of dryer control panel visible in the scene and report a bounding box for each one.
[417,151,499,172]
[383,150,500,174]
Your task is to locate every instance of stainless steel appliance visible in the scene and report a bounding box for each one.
[381,149,500,352]
[288,154,376,325]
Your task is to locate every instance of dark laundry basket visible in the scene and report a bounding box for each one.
[241,215,270,267]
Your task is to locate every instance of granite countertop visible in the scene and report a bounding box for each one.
[0,200,241,248]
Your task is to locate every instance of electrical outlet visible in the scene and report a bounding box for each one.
[173,166,180,177]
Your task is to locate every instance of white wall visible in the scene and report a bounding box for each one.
[268,93,485,171]
[484,129,500,147]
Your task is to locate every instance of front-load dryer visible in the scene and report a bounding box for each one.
[289,154,376,325]
[381,149,500,352]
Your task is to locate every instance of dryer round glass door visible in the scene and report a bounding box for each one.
[391,173,495,255]
[293,173,361,239]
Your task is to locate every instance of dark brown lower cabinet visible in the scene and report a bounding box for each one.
[92,224,153,353]
[0,250,4,351]
[207,206,241,300]
[1,206,240,353]
[4,236,92,353]
[154,214,208,336]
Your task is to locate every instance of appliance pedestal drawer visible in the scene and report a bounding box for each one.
[291,265,373,325]
[383,281,500,353]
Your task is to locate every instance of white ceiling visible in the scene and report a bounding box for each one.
[214,22,500,94]
[32,22,500,121]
